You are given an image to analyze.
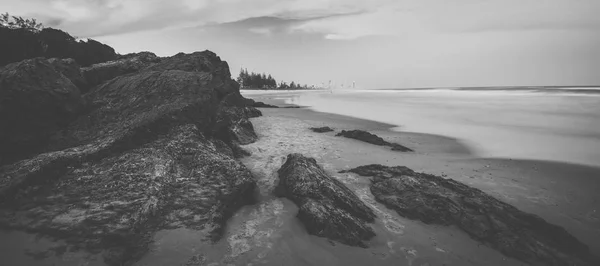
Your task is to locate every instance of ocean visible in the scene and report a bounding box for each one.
[244,87,600,167]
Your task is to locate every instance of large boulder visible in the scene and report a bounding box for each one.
[82,52,162,88]
[0,124,256,264]
[0,57,84,165]
[0,51,260,265]
[275,154,376,247]
[342,164,599,266]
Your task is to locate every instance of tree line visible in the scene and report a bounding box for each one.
[237,68,315,90]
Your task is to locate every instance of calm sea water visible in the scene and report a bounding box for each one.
[244,88,600,167]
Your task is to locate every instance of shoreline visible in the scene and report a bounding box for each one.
[244,92,600,259]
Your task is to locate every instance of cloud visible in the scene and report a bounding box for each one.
[4,0,600,38]
[248,27,272,36]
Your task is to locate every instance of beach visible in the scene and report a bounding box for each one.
[201,90,599,266]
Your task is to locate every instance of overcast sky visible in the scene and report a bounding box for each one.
[2,0,599,88]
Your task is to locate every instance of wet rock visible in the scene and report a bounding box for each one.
[82,51,161,88]
[336,130,412,152]
[0,57,84,165]
[252,101,279,108]
[342,164,599,266]
[275,154,376,247]
[310,126,334,133]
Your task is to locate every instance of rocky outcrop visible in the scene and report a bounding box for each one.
[341,164,599,266]
[336,130,413,152]
[0,51,260,265]
[0,57,84,165]
[275,154,376,247]
[82,52,162,89]
[310,126,334,133]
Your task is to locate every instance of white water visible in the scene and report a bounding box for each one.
[244,88,600,167]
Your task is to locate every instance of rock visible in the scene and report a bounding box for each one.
[47,58,88,92]
[310,126,334,133]
[342,164,599,266]
[0,57,84,166]
[0,51,260,265]
[275,154,376,247]
[0,124,256,264]
[252,101,279,108]
[336,130,412,152]
[82,51,161,88]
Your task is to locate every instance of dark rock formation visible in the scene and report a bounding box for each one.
[0,58,84,165]
[310,126,334,133]
[336,130,412,152]
[252,101,279,108]
[82,51,161,89]
[341,164,599,266]
[0,27,117,67]
[275,154,376,247]
[0,51,259,265]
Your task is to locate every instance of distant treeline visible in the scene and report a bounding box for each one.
[237,68,316,90]
[0,12,117,67]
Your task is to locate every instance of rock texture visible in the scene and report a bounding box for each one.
[310,126,334,133]
[336,130,412,152]
[0,51,260,265]
[82,51,162,89]
[47,58,88,92]
[341,164,599,266]
[275,154,376,247]
[0,57,84,165]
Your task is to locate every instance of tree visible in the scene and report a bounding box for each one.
[0,13,43,31]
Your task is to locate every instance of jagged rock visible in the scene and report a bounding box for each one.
[82,51,161,88]
[341,164,599,266]
[0,57,84,165]
[336,130,412,152]
[0,124,256,264]
[47,58,88,92]
[0,51,260,265]
[310,126,334,133]
[275,154,376,247]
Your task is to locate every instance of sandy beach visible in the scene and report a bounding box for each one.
[200,92,600,266]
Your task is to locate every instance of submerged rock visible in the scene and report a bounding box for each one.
[0,57,84,165]
[252,101,279,108]
[336,130,412,152]
[275,154,376,247]
[342,164,599,266]
[310,126,334,133]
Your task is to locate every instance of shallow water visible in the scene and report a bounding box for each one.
[244,88,600,167]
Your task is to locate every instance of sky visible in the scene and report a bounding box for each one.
[1,0,599,89]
